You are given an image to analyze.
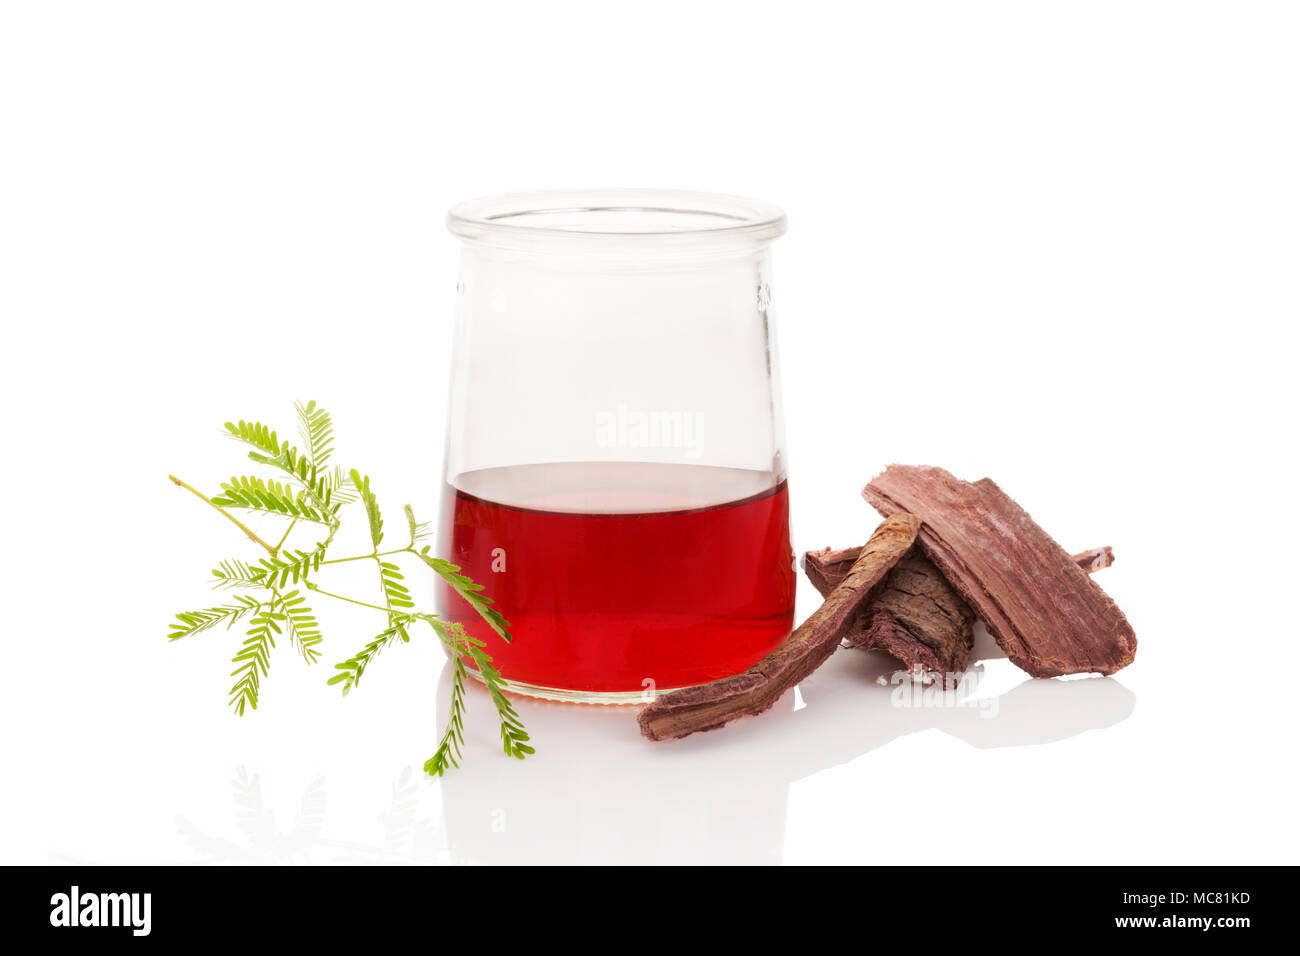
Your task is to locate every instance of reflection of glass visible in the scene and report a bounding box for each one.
[435,653,1138,865]
[437,190,795,702]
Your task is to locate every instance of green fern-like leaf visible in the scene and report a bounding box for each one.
[424,653,468,776]
[223,419,315,492]
[321,465,357,504]
[174,401,533,772]
[378,561,414,612]
[403,504,433,545]
[415,615,532,765]
[255,543,328,588]
[350,469,383,547]
[278,462,355,514]
[295,399,335,469]
[280,589,323,663]
[462,636,533,759]
[168,597,263,640]
[327,622,408,695]
[229,606,282,715]
[211,475,334,524]
[223,419,287,458]
[211,559,269,590]
[415,548,511,642]
[230,418,314,491]
[227,409,351,520]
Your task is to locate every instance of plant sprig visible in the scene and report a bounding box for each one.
[167,400,529,773]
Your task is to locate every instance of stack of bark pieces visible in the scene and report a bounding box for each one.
[638,465,1137,742]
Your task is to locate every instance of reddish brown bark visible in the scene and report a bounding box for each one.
[854,550,975,679]
[805,543,1115,681]
[805,544,1113,599]
[862,466,1136,677]
[637,513,921,741]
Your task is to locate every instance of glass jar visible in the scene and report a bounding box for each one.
[437,189,794,703]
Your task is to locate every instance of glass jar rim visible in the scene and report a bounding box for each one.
[447,189,787,248]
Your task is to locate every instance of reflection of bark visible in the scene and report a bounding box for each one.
[439,655,1136,865]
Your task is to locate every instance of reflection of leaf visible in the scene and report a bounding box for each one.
[177,766,440,863]
[175,816,261,864]
[380,767,418,853]
[175,768,329,863]
[232,767,275,850]
[286,777,327,855]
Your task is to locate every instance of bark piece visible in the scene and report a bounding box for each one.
[805,544,1113,599]
[852,549,976,679]
[862,465,1136,677]
[804,544,1115,682]
[637,513,922,741]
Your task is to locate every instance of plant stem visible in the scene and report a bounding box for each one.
[319,547,409,566]
[304,582,395,615]
[169,474,277,556]
[273,516,298,555]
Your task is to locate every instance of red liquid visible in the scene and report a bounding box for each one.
[435,462,795,694]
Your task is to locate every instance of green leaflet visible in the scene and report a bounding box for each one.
[168,596,263,640]
[350,469,383,548]
[223,419,285,458]
[424,654,468,776]
[462,637,533,760]
[260,544,328,588]
[226,418,312,483]
[379,562,413,606]
[295,399,335,469]
[403,503,432,546]
[414,547,512,643]
[327,622,407,695]
[211,475,335,524]
[418,617,532,762]
[229,605,281,715]
[280,589,323,663]
[211,559,268,590]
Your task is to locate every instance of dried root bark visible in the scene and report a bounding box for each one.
[850,550,976,679]
[804,543,1115,680]
[862,465,1136,677]
[637,513,921,741]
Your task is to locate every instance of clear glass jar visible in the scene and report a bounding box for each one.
[436,189,794,703]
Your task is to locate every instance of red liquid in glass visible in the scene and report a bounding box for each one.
[435,462,795,694]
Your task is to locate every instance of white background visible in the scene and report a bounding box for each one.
[2,1,1296,865]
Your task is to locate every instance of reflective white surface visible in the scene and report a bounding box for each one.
[11,616,1246,865]
[14,540,1298,865]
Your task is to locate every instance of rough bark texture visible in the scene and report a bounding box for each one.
[805,544,1114,599]
[853,550,976,679]
[862,465,1137,677]
[637,513,922,742]
[804,543,1116,681]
